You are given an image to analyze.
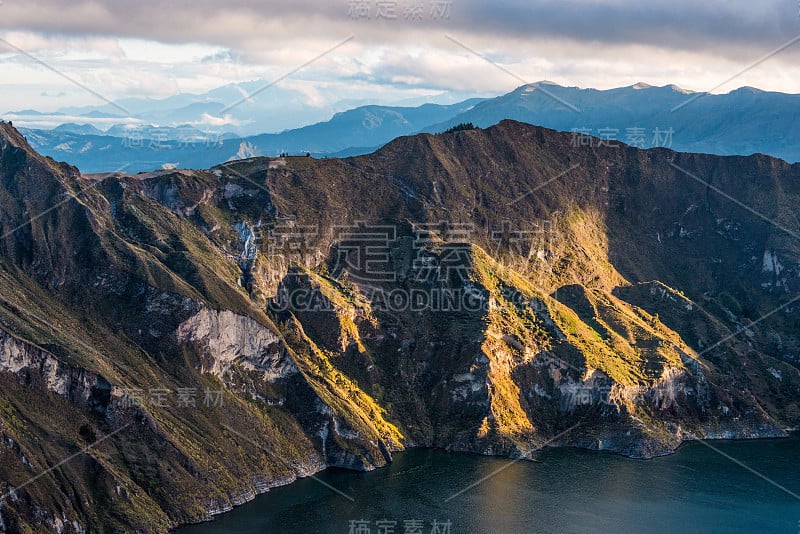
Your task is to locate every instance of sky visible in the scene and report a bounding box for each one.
[1,0,799,127]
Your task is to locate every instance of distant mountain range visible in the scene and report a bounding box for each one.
[50,122,241,140]
[424,82,800,163]
[5,81,800,173]
[14,99,486,173]
[5,80,481,135]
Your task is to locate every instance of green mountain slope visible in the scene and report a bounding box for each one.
[0,119,798,532]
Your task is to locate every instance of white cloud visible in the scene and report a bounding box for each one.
[0,0,798,118]
[117,39,227,64]
[194,113,242,127]
[4,112,142,130]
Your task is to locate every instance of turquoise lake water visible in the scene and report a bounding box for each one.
[179,434,800,533]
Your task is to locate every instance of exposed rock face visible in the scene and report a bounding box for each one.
[177,308,296,379]
[0,119,798,532]
[0,330,111,411]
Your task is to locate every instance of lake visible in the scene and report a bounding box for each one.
[179,435,800,533]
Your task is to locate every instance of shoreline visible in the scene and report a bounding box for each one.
[173,429,795,531]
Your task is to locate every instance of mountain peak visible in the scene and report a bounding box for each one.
[0,120,31,149]
[519,80,562,92]
[731,86,764,94]
[0,120,79,184]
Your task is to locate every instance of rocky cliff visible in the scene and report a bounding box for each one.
[0,119,798,532]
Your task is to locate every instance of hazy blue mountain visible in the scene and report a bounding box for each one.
[40,122,239,141]
[10,78,483,137]
[7,109,66,116]
[16,98,485,173]
[52,123,105,136]
[243,99,485,153]
[15,82,800,174]
[80,110,126,119]
[16,128,241,173]
[102,124,239,141]
[51,81,328,134]
[425,82,800,162]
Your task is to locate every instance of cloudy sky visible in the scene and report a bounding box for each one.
[1,0,799,124]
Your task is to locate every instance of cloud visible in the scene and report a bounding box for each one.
[0,1,798,114]
[3,112,141,130]
[0,1,797,58]
[194,112,242,126]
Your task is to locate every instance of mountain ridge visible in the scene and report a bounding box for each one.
[424,83,800,162]
[11,81,800,175]
[12,98,485,173]
[0,119,798,532]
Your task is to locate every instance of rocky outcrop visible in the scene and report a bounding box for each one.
[176,308,296,380]
[175,306,397,472]
[0,330,111,411]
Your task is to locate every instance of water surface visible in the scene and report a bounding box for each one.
[180,435,800,533]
